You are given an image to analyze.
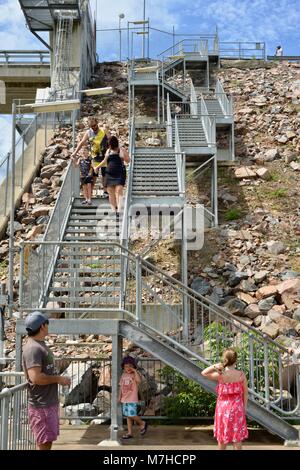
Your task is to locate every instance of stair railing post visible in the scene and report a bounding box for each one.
[4,152,10,216]
[264,342,270,409]
[249,335,255,392]
[135,255,142,323]
[181,208,189,341]
[8,101,17,318]
[0,395,9,450]
[110,334,122,441]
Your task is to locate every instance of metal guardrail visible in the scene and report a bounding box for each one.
[158,36,219,61]
[120,118,135,308]
[0,382,35,450]
[215,78,233,116]
[19,241,121,311]
[19,162,80,310]
[219,41,266,60]
[54,357,167,422]
[0,112,54,219]
[166,94,173,147]
[267,56,300,62]
[0,81,80,221]
[174,117,185,195]
[18,241,300,418]
[0,51,50,65]
[123,250,300,418]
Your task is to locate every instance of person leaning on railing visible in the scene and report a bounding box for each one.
[22,312,71,451]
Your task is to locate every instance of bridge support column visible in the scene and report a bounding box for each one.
[98,334,123,447]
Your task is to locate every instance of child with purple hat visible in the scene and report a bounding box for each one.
[119,356,148,439]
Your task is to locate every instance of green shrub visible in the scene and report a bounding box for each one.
[224,208,242,220]
[160,365,216,418]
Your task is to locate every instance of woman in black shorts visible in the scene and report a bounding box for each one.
[97,136,130,214]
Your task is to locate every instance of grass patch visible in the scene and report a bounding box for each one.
[225,208,242,221]
[270,188,288,198]
[269,171,280,182]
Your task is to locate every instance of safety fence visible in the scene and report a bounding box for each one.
[0,51,50,65]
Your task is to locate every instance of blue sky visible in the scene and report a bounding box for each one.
[1,0,300,156]
[93,0,300,59]
[0,0,299,59]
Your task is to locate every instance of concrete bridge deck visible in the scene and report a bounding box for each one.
[0,64,50,114]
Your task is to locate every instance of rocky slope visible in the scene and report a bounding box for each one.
[189,60,300,347]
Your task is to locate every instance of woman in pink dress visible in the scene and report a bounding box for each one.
[202,348,248,450]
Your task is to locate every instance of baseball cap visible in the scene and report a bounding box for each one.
[121,356,137,369]
[25,311,49,332]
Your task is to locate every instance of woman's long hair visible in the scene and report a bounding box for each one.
[222,348,237,368]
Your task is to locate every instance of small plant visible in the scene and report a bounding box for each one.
[0,260,7,268]
[159,366,216,418]
[270,188,288,198]
[225,208,242,220]
[269,172,280,182]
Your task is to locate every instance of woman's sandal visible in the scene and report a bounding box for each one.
[122,434,133,440]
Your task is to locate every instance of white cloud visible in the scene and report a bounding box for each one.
[0,0,41,49]
[188,0,300,45]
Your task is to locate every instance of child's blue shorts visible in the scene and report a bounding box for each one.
[122,403,138,417]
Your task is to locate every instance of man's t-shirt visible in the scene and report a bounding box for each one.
[119,372,139,403]
[22,339,58,408]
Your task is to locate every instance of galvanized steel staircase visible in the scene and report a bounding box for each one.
[203,98,224,117]
[45,198,122,308]
[65,198,121,242]
[172,118,208,148]
[132,148,180,197]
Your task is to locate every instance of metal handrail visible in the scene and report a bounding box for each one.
[174,116,185,195]
[190,81,198,116]
[120,118,135,308]
[0,50,50,65]
[18,240,300,417]
[0,381,34,450]
[219,41,266,60]
[166,94,173,147]
[215,78,232,116]
[158,38,217,60]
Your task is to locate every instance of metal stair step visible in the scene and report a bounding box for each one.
[50,286,119,293]
[55,268,121,275]
[46,296,119,304]
[52,278,121,285]
[67,221,121,227]
[64,236,120,241]
[132,191,179,195]
[57,252,120,257]
[69,215,117,221]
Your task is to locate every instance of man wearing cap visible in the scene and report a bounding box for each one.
[22,312,71,451]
